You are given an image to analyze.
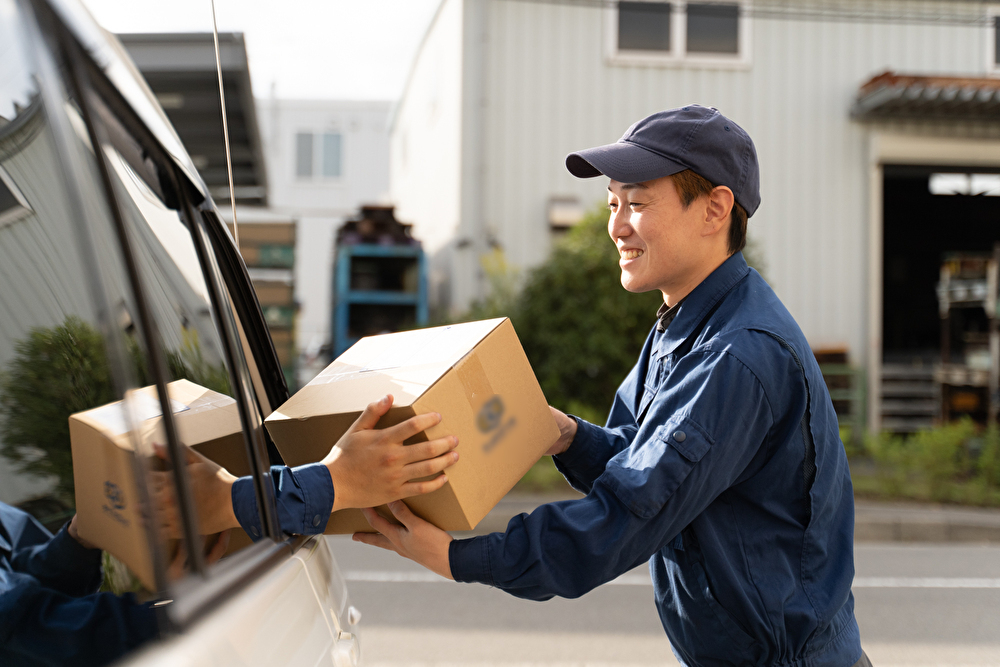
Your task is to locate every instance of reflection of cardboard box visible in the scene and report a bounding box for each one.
[69,380,250,589]
[264,318,559,533]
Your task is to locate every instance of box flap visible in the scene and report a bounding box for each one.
[268,319,506,421]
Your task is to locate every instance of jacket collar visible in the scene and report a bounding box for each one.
[657,251,750,355]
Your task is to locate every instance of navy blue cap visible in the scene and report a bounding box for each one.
[566,105,761,217]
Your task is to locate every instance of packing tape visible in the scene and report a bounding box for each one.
[456,354,493,412]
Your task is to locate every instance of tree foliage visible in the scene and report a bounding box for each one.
[0,316,116,504]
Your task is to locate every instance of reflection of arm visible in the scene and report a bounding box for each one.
[10,521,102,597]
[451,351,772,600]
[231,463,335,540]
[0,572,158,665]
[0,504,159,664]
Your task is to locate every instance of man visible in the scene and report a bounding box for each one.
[3,395,457,666]
[355,105,868,667]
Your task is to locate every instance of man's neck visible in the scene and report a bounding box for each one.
[661,252,733,307]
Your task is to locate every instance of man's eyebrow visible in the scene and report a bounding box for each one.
[608,183,648,192]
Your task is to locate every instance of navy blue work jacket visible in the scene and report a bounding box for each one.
[450,252,862,667]
[231,463,335,539]
[0,503,158,666]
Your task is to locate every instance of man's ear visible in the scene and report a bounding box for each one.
[702,186,734,238]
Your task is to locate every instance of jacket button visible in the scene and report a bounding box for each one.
[250,526,260,537]
[313,514,322,527]
[673,431,686,443]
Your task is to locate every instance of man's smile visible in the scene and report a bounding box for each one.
[620,248,644,260]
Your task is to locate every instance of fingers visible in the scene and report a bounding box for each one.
[398,473,450,498]
[384,411,442,443]
[402,435,459,465]
[360,507,400,537]
[205,530,230,565]
[351,531,397,552]
[402,450,459,481]
[386,500,418,528]
[351,394,394,432]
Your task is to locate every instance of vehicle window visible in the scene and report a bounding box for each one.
[90,91,266,560]
[0,3,265,662]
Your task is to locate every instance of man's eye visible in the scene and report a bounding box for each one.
[607,203,617,211]
[629,202,643,209]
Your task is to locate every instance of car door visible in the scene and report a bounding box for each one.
[0,0,359,664]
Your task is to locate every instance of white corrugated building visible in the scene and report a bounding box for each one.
[390,0,1000,432]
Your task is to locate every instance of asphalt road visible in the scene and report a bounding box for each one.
[327,537,1000,666]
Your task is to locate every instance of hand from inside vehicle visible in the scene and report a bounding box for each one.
[323,394,459,512]
[150,443,239,538]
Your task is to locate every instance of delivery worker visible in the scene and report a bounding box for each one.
[3,396,456,666]
[354,105,870,667]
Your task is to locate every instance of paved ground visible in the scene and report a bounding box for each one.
[333,538,1000,666]
[471,493,1000,543]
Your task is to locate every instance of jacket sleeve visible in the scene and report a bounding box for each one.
[551,354,648,493]
[231,463,335,539]
[0,569,158,667]
[450,350,773,600]
[10,524,103,598]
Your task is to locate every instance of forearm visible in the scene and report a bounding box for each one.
[0,574,159,665]
[449,486,650,601]
[232,463,334,539]
[12,523,103,597]
[552,418,634,493]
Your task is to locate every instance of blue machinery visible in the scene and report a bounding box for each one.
[331,238,428,358]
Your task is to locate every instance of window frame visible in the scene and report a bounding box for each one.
[27,0,296,629]
[987,5,1000,75]
[606,0,753,69]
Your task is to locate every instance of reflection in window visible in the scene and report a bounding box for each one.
[686,3,739,54]
[618,2,672,52]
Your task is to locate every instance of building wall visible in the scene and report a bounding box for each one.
[256,99,391,354]
[393,0,995,366]
[389,0,466,312]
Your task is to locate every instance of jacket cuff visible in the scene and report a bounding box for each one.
[552,416,604,474]
[449,536,494,586]
[288,463,335,534]
[231,476,263,540]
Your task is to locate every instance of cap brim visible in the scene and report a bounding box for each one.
[566,141,688,183]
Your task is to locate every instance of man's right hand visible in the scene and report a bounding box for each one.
[323,395,459,512]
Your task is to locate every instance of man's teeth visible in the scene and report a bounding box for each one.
[622,249,644,260]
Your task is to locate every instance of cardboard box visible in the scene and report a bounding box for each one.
[264,318,559,533]
[70,380,252,589]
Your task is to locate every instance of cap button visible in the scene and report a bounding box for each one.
[673,431,686,443]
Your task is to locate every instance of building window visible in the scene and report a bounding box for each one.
[609,1,750,67]
[618,2,672,52]
[295,131,343,180]
[295,132,313,178]
[686,3,739,54]
[322,133,342,178]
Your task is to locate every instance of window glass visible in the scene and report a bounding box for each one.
[295,131,313,177]
[618,1,672,52]
[323,132,342,177]
[686,3,739,54]
[0,0,214,630]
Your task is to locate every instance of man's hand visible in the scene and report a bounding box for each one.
[547,406,578,456]
[353,501,453,580]
[151,444,239,538]
[324,394,459,512]
[67,514,97,550]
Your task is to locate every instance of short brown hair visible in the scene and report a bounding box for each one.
[671,169,748,255]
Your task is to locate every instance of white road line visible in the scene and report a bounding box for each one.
[852,577,1000,588]
[345,571,1000,589]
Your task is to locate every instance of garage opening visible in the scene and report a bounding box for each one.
[881,165,1000,431]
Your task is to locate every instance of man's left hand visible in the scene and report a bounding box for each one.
[352,501,453,580]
